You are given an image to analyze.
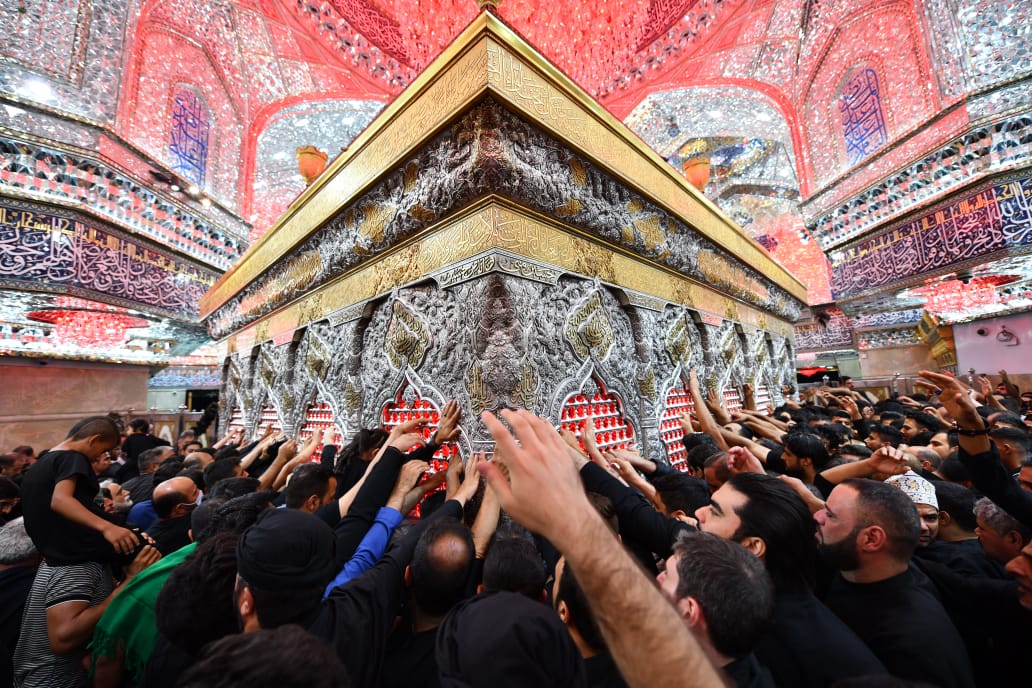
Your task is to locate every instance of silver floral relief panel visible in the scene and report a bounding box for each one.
[250,340,292,435]
[217,273,794,463]
[207,98,803,339]
[218,352,250,431]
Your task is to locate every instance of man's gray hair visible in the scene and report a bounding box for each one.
[913,448,944,471]
[139,446,171,473]
[0,517,38,565]
[974,497,1032,540]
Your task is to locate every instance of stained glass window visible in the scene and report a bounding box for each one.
[169,88,210,187]
[840,68,888,166]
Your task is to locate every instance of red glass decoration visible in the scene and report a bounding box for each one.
[298,401,344,458]
[27,309,149,348]
[381,385,457,513]
[659,385,695,471]
[752,383,772,411]
[557,380,635,454]
[257,404,283,435]
[723,387,743,414]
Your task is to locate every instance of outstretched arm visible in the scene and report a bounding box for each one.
[52,479,138,556]
[479,410,722,688]
[1000,369,1020,399]
[688,369,730,452]
[818,446,909,486]
[921,370,1032,527]
[978,376,1006,411]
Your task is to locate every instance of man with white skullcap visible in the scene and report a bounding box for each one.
[814,478,975,688]
[886,472,940,548]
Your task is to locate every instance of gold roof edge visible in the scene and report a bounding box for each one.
[202,10,807,319]
[477,15,805,301]
[201,13,495,317]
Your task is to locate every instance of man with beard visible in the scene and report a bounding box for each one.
[815,478,974,688]
[694,466,885,687]
[779,432,830,493]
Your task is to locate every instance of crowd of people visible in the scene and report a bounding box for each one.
[1,367,1031,687]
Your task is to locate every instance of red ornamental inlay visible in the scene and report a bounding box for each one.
[299,402,344,456]
[381,389,455,513]
[659,385,695,471]
[558,387,636,454]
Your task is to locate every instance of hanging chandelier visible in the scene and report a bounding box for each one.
[27,309,150,348]
[911,276,1011,317]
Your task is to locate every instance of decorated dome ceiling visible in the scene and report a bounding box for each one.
[0,0,1029,365]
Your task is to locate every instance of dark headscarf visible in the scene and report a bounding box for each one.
[236,508,336,590]
[436,591,588,687]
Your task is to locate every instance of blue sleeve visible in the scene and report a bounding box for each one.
[323,507,404,599]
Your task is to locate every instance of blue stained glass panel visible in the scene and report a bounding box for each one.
[840,68,888,166]
[169,89,210,187]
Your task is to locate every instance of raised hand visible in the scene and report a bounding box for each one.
[388,459,430,513]
[401,472,444,516]
[321,427,336,446]
[705,388,732,426]
[559,428,589,469]
[389,416,429,439]
[608,454,636,481]
[866,446,910,478]
[727,446,765,475]
[609,446,653,473]
[388,430,425,453]
[453,452,483,504]
[445,449,465,500]
[677,411,694,434]
[978,375,994,400]
[433,400,462,444]
[918,369,983,429]
[478,410,591,544]
[580,418,605,464]
[276,439,298,462]
[397,459,430,490]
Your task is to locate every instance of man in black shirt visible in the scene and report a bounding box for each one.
[145,476,200,555]
[119,446,174,507]
[233,446,483,686]
[918,482,1004,578]
[283,463,340,528]
[656,531,775,687]
[119,418,170,481]
[816,478,975,688]
[553,555,627,688]
[381,518,476,688]
[698,469,886,688]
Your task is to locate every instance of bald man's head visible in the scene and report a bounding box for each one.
[183,451,215,470]
[153,476,201,520]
